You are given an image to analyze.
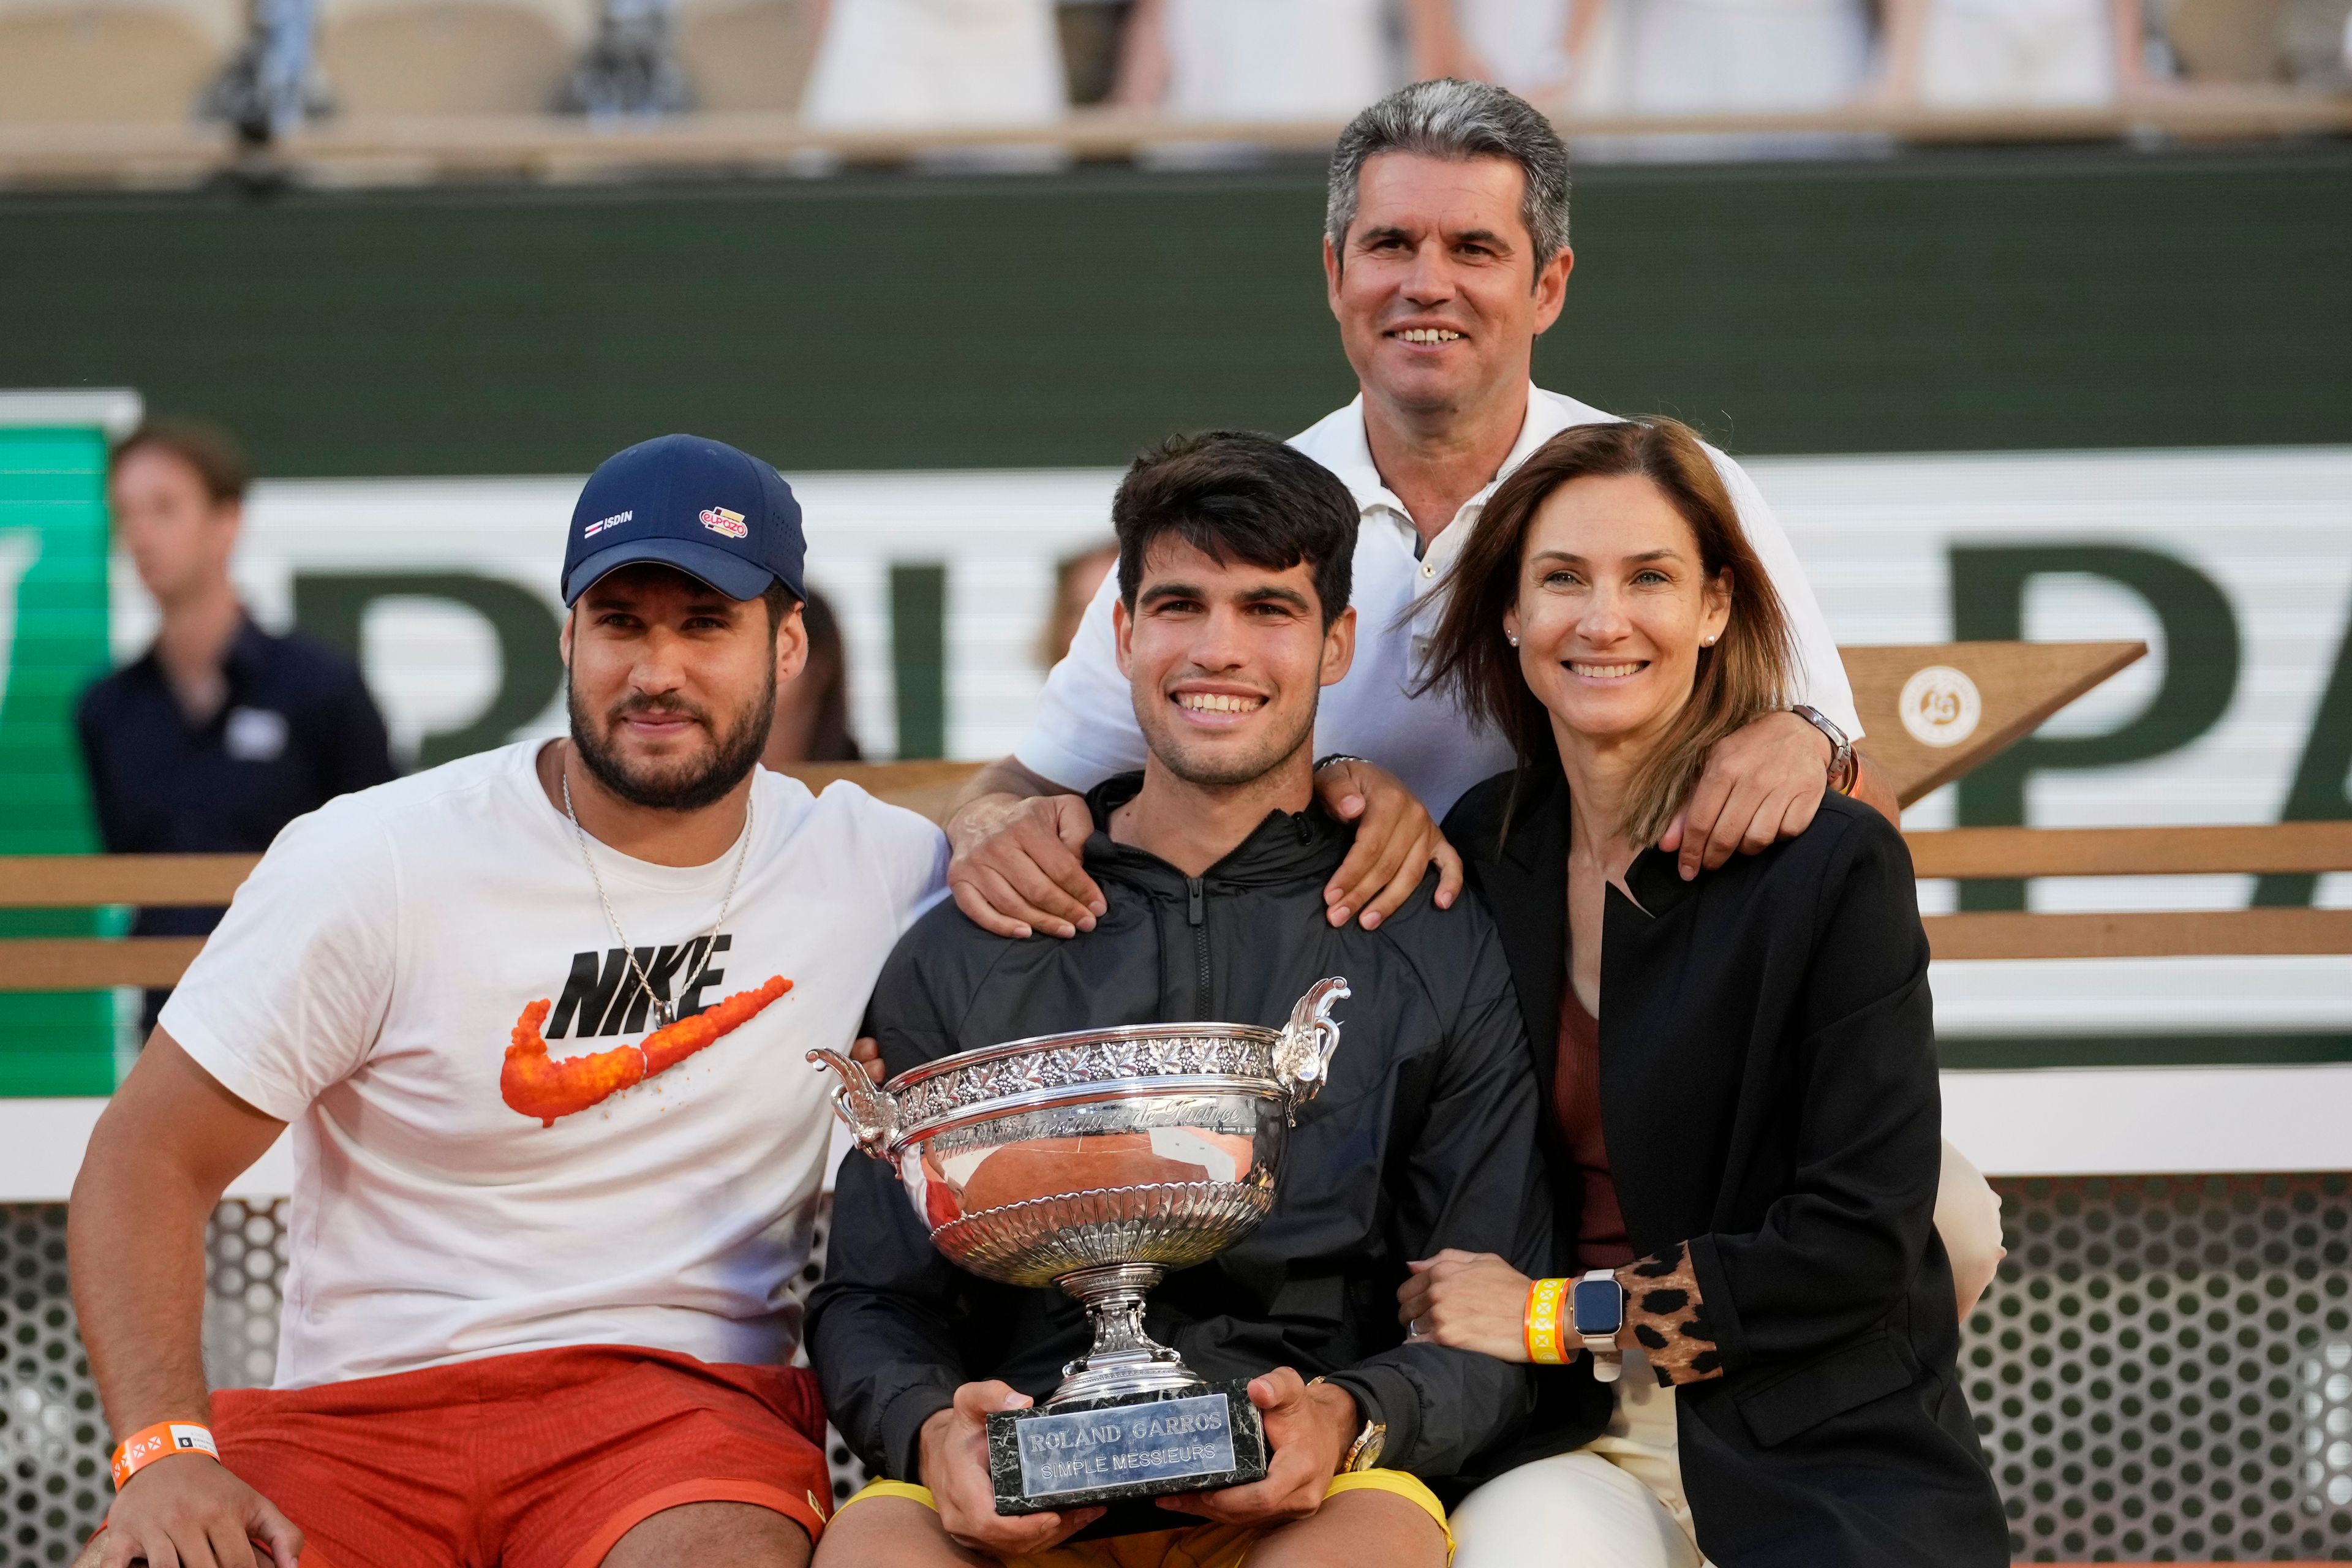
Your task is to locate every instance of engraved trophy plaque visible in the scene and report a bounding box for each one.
[809,977,1350,1514]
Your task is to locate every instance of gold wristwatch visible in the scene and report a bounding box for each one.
[1308,1375,1388,1472]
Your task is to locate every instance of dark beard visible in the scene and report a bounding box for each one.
[567,669,775,813]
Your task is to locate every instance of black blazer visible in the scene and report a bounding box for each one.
[1444,764,2007,1567]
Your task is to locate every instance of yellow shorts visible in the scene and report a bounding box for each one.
[837,1470,1454,1567]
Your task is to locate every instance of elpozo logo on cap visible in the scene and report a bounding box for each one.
[699,506,748,540]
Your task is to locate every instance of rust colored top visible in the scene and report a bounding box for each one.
[1554,968,1634,1269]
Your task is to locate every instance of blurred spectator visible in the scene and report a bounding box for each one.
[1112,0,1392,119]
[1881,0,2144,104]
[1036,541,1117,669]
[76,419,394,1036]
[1604,0,1873,112]
[1403,0,1587,104]
[2163,0,2351,85]
[761,587,863,767]
[1058,0,1134,103]
[801,0,1067,127]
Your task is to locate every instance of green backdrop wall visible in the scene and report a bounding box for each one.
[0,426,115,1093]
[2,143,2347,476]
[0,145,2346,1089]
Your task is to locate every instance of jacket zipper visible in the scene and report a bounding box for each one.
[1186,875,1210,1016]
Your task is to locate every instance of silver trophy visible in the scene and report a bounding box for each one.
[809,977,1349,1513]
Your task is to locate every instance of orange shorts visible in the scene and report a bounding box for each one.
[208,1343,831,1568]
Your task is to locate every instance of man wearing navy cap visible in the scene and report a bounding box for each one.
[69,435,949,1568]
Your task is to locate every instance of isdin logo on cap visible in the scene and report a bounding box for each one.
[582,510,632,539]
[699,506,748,540]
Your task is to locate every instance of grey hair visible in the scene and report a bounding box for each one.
[1325,78,1572,270]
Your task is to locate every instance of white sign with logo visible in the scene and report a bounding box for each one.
[107,447,2352,1061]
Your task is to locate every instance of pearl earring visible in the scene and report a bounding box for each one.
[1507,633,1520,647]
[1702,635,1717,646]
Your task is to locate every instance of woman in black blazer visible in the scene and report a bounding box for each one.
[1394,418,2007,1567]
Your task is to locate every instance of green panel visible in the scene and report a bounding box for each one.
[0,146,2345,477]
[2253,609,2352,909]
[0,426,115,1095]
[890,562,948,761]
[1939,1032,2352,1070]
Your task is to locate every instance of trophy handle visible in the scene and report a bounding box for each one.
[1272,976,1351,1112]
[805,1049,901,1157]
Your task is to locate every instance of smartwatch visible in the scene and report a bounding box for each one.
[1572,1267,1625,1383]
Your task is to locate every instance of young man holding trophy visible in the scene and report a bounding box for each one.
[807,431,1550,1567]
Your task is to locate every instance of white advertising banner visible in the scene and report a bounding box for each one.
[113,446,2352,1065]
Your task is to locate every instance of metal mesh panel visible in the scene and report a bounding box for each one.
[1975,1174,2352,1563]
[1,1205,107,1567]
[6,1175,2349,1564]
[202,1200,284,1393]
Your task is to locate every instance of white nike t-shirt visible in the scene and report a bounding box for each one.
[162,741,948,1390]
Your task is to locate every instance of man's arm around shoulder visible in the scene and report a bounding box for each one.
[942,756,1107,941]
[947,753,1464,940]
[70,1032,303,1568]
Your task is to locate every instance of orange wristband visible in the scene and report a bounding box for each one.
[1524,1276,1571,1365]
[110,1420,218,1489]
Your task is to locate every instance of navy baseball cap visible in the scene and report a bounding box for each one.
[562,434,805,606]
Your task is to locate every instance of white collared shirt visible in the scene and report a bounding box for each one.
[1017,385,1861,822]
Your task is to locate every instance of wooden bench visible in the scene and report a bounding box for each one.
[2,778,2346,987]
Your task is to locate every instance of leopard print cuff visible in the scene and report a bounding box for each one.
[1617,1242,1724,1386]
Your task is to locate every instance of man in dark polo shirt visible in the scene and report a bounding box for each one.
[75,418,394,1032]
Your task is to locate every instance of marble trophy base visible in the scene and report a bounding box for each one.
[988,1380,1267,1515]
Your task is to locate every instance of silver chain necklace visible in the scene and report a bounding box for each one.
[562,763,753,1031]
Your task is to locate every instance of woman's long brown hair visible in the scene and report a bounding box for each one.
[1415,418,1798,847]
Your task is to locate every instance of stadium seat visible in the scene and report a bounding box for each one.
[315,0,589,115]
[2280,0,2352,83]
[2167,0,2291,79]
[0,0,235,123]
[675,0,820,113]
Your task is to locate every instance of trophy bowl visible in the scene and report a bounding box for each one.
[809,977,1349,1513]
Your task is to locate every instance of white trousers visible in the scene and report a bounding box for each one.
[1451,1349,1713,1568]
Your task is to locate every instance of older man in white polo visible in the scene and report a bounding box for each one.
[951,78,1895,935]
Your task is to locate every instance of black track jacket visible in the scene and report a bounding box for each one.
[809,772,1551,1512]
